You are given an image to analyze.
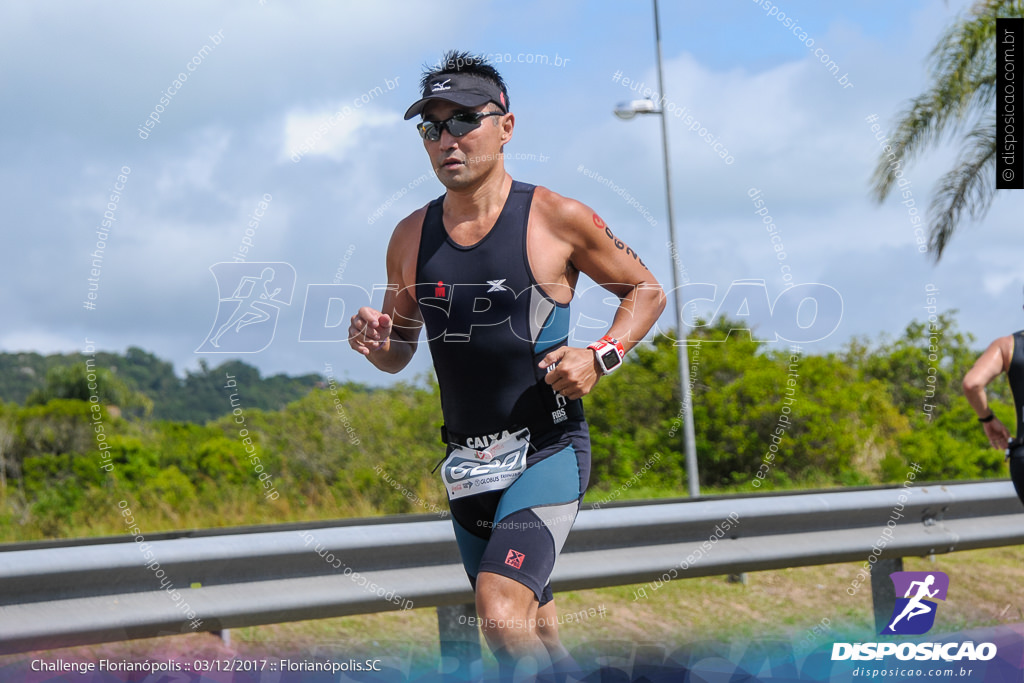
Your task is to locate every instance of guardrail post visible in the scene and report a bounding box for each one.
[437,603,481,680]
[869,557,904,633]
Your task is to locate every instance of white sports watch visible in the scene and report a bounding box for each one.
[587,336,625,375]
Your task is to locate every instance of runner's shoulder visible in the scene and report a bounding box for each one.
[387,204,430,258]
[393,204,430,239]
[530,186,594,237]
[992,334,1015,352]
[997,334,1016,357]
[981,335,1016,374]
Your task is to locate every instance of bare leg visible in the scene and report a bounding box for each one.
[536,599,584,681]
[476,571,552,682]
[536,599,567,658]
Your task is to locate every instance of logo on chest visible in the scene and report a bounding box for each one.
[419,280,526,340]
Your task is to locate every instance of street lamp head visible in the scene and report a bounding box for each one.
[613,98,658,120]
[613,102,638,120]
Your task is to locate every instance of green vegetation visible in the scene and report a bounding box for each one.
[0,348,325,422]
[0,312,1009,542]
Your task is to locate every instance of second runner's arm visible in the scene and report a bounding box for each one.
[962,336,1013,449]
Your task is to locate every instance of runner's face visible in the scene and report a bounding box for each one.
[421,100,509,190]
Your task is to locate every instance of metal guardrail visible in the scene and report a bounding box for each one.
[1,480,1022,655]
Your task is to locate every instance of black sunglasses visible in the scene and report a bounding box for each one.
[417,111,504,141]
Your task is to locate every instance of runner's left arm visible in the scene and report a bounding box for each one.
[539,197,666,400]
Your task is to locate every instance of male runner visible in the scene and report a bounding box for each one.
[962,309,1024,506]
[348,51,665,678]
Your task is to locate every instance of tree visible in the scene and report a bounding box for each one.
[584,318,911,491]
[118,347,179,398]
[26,364,152,417]
[870,0,1023,260]
[0,403,14,493]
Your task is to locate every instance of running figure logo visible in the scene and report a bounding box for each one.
[883,571,949,635]
[197,262,296,353]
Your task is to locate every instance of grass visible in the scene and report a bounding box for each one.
[0,474,888,544]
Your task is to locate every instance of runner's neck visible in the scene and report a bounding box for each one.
[442,172,513,231]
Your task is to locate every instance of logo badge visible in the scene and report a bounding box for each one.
[197,263,296,353]
[486,279,507,292]
[505,549,525,569]
[430,78,451,92]
[883,571,949,635]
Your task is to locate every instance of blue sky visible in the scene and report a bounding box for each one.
[2,0,1019,387]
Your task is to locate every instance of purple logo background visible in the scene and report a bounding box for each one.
[883,571,949,635]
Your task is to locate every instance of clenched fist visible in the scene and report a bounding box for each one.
[349,307,392,356]
[539,346,601,400]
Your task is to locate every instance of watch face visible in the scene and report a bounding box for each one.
[601,348,621,370]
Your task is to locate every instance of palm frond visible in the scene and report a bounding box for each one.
[926,122,997,259]
[870,0,1021,202]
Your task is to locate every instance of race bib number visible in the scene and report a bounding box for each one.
[441,430,530,500]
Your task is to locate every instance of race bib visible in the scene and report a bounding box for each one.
[441,429,530,500]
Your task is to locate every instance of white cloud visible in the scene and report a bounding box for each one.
[281,106,402,163]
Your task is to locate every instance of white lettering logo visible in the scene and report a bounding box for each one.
[830,641,997,662]
[487,279,507,292]
[465,431,510,449]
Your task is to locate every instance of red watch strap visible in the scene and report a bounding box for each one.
[599,335,625,357]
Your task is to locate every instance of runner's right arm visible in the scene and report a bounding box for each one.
[348,212,424,374]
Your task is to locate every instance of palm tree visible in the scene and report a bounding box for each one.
[871,0,1023,260]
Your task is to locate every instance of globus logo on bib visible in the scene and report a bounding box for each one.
[831,572,997,662]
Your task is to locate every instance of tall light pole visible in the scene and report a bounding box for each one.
[614,0,700,497]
